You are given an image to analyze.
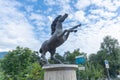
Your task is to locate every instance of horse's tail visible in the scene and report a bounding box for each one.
[39,48,43,53]
[39,40,48,53]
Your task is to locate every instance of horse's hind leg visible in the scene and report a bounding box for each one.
[40,51,49,64]
[50,50,63,64]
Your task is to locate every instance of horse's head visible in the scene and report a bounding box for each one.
[58,13,68,22]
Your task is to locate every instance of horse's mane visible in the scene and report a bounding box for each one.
[51,15,62,35]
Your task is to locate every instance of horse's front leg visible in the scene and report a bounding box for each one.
[59,25,79,38]
[69,24,81,30]
[59,29,77,41]
[58,30,68,37]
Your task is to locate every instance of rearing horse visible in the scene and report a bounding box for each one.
[39,13,81,64]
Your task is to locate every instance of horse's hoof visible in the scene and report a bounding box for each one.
[78,24,81,27]
[74,30,77,32]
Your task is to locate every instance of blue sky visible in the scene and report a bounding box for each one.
[0,0,120,56]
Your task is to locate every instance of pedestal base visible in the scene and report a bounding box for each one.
[43,64,78,80]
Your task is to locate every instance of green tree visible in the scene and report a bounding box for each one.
[64,49,86,64]
[0,46,43,80]
[88,36,120,79]
[63,49,88,79]
[100,36,120,77]
[0,60,5,80]
[89,54,97,65]
[77,53,104,80]
[90,36,120,78]
[17,62,44,80]
[48,49,85,64]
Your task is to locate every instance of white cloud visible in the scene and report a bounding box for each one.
[91,0,120,11]
[44,0,56,6]
[90,9,117,20]
[75,0,91,10]
[57,0,73,14]
[0,0,120,57]
[29,13,45,27]
[48,16,53,22]
[25,5,34,12]
[91,0,103,5]
[74,11,89,23]
[43,0,120,55]
[52,0,120,55]
[44,0,73,14]
[0,0,40,52]
[58,19,120,55]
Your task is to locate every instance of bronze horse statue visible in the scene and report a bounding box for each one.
[39,13,81,64]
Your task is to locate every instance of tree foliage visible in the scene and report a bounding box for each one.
[89,36,120,78]
[0,35,120,80]
[0,61,5,80]
[64,49,86,64]
[0,46,43,80]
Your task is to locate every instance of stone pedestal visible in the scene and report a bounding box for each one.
[43,64,78,80]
